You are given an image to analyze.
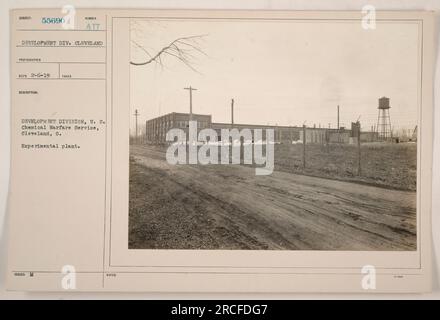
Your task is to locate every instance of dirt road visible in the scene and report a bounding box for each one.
[129,144,416,250]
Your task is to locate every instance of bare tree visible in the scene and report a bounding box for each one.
[130,34,207,73]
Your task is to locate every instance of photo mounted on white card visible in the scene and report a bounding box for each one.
[7,9,434,292]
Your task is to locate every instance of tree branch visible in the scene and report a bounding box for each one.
[130,34,207,72]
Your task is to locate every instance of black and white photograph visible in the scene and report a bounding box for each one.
[3,5,437,296]
[128,18,419,251]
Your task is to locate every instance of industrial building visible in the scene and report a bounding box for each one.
[143,112,370,145]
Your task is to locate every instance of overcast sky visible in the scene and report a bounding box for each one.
[130,19,420,134]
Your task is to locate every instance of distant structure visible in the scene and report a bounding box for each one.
[376,96,392,140]
[143,94,379,145]
[411,125,418,142]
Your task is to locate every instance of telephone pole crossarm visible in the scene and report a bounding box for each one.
[184,86,198,121]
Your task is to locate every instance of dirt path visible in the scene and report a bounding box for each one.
[129,145,416,250]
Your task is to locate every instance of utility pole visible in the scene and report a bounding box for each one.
[184,86,197,121]
[337,105,340,131]
[337,105,340,143]
[134,109,140,143]
[412,125,418,141]
[357,121,361,176]
[184,86,197,162]
[302,124,306,169]
[231,98,234,126]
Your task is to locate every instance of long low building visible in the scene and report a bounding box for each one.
[145,112,212,143]
[144,112,370,144]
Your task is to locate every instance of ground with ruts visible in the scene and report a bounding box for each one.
[129,144,416,250]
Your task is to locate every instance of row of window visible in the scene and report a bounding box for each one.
[147,120,210,129]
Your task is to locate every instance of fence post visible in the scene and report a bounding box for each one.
[357,124,361,176]
[303,125,306,169]
[326,130,330,153]
[240,136,244,164]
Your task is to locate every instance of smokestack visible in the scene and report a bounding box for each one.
[231,98,234,125]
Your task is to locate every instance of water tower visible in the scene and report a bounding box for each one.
[376,96,392,140]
